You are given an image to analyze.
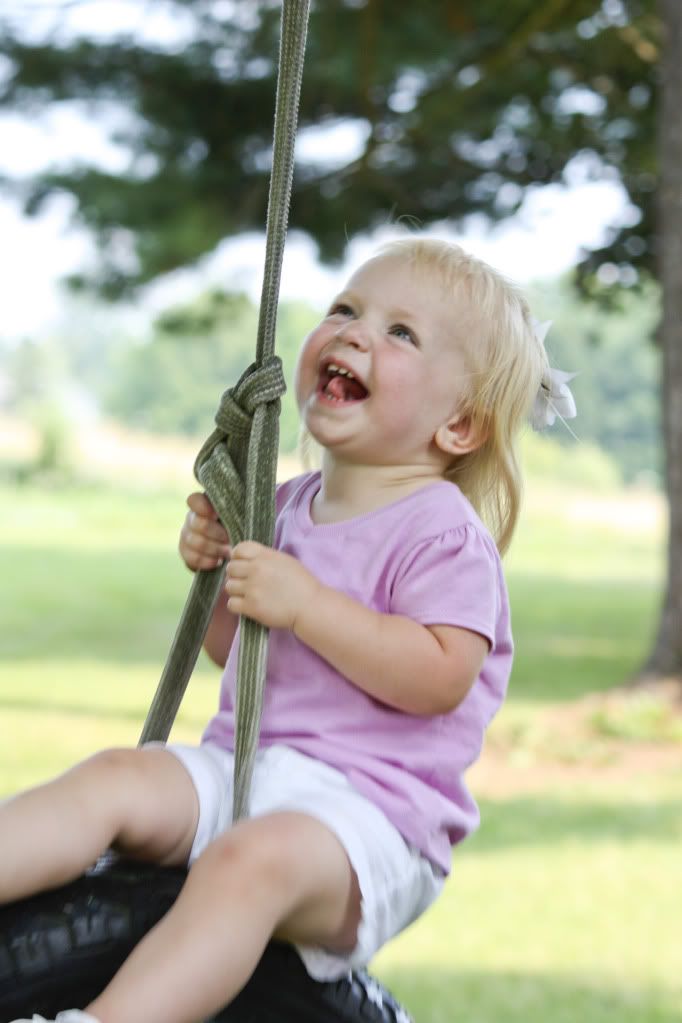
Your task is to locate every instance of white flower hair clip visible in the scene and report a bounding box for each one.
[530,319,578,436]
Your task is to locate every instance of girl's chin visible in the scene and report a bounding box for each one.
[303,400,363,431]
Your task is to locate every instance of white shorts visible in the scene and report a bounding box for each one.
[162,742,444,980]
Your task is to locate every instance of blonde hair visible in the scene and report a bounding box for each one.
[374,238,548,554]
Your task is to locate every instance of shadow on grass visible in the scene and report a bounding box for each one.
[1,546,189,664]
[2,550,661,693]
[506,574,660,703]
[0,694,208,731]
[378,966,681,1023]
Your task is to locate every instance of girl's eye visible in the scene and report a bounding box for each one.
[390,324,417,345]
[329,303,354,318]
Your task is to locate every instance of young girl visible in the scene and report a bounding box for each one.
[5,238,573,1023]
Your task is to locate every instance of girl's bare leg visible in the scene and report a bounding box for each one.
[87,811,360,1023]
[0,747,199,904]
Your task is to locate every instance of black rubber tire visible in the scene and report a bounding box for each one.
[0,862,411,1023]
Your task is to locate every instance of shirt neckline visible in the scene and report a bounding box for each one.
[293,471,454,535]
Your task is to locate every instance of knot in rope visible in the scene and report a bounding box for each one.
[193,355,286,545]
[215,357,287,438]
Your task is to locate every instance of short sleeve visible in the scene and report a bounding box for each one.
[275,472,315,516]
[275,477,297,514]
[390,523,502,648]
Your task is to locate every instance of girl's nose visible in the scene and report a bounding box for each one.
[335,318,370,350]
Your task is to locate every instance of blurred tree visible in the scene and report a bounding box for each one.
[0,0,678,688]
[97,278,660,479]
[530,277,661,485]
[643,0,682,685]
[106,290,259,434]
[0,1,657,295]
[2,336,75,478]
[104,291,316,449]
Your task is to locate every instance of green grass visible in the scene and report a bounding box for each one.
[1,479,681,1023]
[378,797,682,1022]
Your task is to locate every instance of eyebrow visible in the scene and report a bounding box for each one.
[334,291,419,324]
[389,307,419,323]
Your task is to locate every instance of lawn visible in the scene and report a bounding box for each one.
[0,477,680,1023]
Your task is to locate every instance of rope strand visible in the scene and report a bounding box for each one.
[139,2,311,826]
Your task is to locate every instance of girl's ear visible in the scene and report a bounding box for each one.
[434,413,487,457]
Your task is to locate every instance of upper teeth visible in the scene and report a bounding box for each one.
[327,363,355,380]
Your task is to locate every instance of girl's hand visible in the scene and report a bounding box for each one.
[225,541,320,630]
[179,492,232,571]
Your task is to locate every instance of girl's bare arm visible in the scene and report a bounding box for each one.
[226,541,488,715]
[179,491,238,668]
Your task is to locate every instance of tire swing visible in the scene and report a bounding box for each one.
[0,4,412,1022]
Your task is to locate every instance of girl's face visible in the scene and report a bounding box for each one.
[295,255,470,469]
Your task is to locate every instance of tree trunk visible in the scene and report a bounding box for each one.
[640,0,682,688]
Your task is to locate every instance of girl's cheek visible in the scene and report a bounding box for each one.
[292,355,309,406]
[294,329,325,397]
[292,347,308,402]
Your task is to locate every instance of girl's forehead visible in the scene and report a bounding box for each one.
[344,257,473,337]
[348,253,412,281]
[344,254,445,300]
[343,256,474,356]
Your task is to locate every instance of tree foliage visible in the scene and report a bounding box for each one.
[2,0,679,686]
[530,278,661,483]
[3,281,656,483]
[0,0,659,297]
[102,290,314,451]
[110,280,662,479]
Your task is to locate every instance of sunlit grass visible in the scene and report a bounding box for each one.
[378,804,682,1021]
[0,659,217,791]
[0,478,680,1023]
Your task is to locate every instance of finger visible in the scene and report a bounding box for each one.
[193,554,228,571]
[231,540,264,560]
[186,491,219,520]
[181,547,227,571]
[184,533,231,562]
[225,558,250,580]
[226,595,245,616]
[186,517,231,547]
[182,504,231,546]
[180,526,231,569]
[224,577,246,598]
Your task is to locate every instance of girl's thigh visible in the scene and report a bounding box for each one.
[104,745,200,867]
[195,810,359,951]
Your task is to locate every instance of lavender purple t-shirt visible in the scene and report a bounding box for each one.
[202,471,513,873]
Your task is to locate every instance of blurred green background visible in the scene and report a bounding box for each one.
[1,437,679,1023]
[1,2,681,1021]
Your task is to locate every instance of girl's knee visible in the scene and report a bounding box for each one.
[193,813,352,909]
[189,815,358,948]
[194,817,298,893]
[85,747,180,788]
[81,747,153,795]
[86,746,137,771]
[70,748,147,824]
[78,747,198,864]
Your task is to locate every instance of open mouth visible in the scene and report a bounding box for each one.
[317,361,369,403]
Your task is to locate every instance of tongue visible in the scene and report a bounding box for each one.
[325,375,367,401]
[326,376,348,400]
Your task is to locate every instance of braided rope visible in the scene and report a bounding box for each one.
[139,1,311,825]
